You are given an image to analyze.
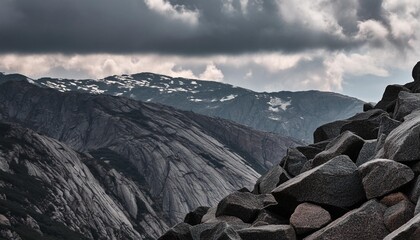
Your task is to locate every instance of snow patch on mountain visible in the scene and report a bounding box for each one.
[268,97,291,112]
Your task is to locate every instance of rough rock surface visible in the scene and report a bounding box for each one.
[304,200,389,240]
[312,131,365,167]
[190,222,241,240]
[394,91,420,121]
[381,193,410,207]
[237,225,297,240]
[355,140,377,166]
[0,81,302,235]
[253,165,290,194]
[384,213,420,240]
[376,110,420,162]
[271,155,365,214]
[184,207,210,226]
[281,148,308,177]
[358,159,414,199]
[384,200,415,232]
[215,192,276,223]
[290,203,331,235]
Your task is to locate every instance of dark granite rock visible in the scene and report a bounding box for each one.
[282,148,308,177]
[394,91,420,121]
[313,120,349,143]
[190,222,241,240]
[296,146,323,160]
[381,193,410,207]
[376,110,420,162]
[253,166,290,194]
[378,115,401,137]
[312,131,365,167]
[237,225,296,240]
[384,213,420,240]
[216,192,276,223]
[375,85,410,112]
[358,159,415,199]
[271,156,365,215]
[184,207,210,226]
[158,223,193,240]
[355,140,377,166]
[304,200,389,240]
[413,61,420,82]
[290,203,331,235]
[384,200,415,232]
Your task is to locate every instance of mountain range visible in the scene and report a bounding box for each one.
[0,72,365,142]
[0,80,299,239]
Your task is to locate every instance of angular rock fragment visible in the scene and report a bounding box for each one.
[394,91,420,121]
[253,210,287,226]
[313,120,349,143]
[190,222,241,240]
[376,110,420,162]
[381,193,410,207]
[378,115,401,137]
[253,165,290,194]
[282,148,308,177]
[384,213,420,240]
[296,145,323,160]
[216,192,276,223]
[272,156,365,215]
[237,225,296,240]
[290,203,331,235]
[355,140,377,166]
[375,85,410,112]
[312,131,364,167]
[304,200,389,240]
[184,206,210,226]
[384,200,415,232]
[158,222,192,240]
[358,159,414,199]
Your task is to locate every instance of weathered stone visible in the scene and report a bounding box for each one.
[184,206,210,226]
[376,110,420,162]
[237,225,296,240]
[364,102,374,112]
[158,222,193,240]
[216,192,276,223]
[313,120,349,143]
[0,214,10,226]
[253,165,290,194]
[304,200,389,240]
[375,85,410,112]
[358,159,414,199]
[410,176,420,203]
[412,161,420,175]
[190,222,241,240]
[271,156,365,215]
[381,193,410,207]
[282,148,308,177]
[312,131,365,167]
[394,91,420,121]
[296,146,323,160]
[413,61,420,82]
[340,112,386,140]
[290,203,331,235]
[355,140,377,166]
[384,200,415,232]
[378,115,402,137]
[201,207,216,223]
[384,213,420,240]
[308,140,330,151]
[253,210,287,225]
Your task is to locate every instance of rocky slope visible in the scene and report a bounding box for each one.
[160,62,420,239]
[0,80,300,239]
[0,72,364,142]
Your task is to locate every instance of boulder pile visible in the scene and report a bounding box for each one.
[159,62,420,240]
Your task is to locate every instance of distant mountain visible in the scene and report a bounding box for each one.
[0,80,299,239]
[0,72,364,142]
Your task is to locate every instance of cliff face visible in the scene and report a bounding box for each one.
[0,80,300,238]
[2,72,364,142]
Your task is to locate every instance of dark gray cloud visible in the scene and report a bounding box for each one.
[0,0,370,55]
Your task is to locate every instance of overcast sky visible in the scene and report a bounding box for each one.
[0,0,419,102]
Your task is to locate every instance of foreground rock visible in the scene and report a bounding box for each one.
[253,165,290,194]
[190,222,240,240]
[158,223,192,240]
[271,156,365,215]
[237,225,296,240]
[290,203,331,235]
[358,159,414,199]
[184,207,210,226]
[384,200,415,232]
[304,200,389,240]
[384,213,420,240]
[216,192,276,223]
[377,110,420,162]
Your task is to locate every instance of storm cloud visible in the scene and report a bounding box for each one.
[0,0,419,102]
[0,0,388,54]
